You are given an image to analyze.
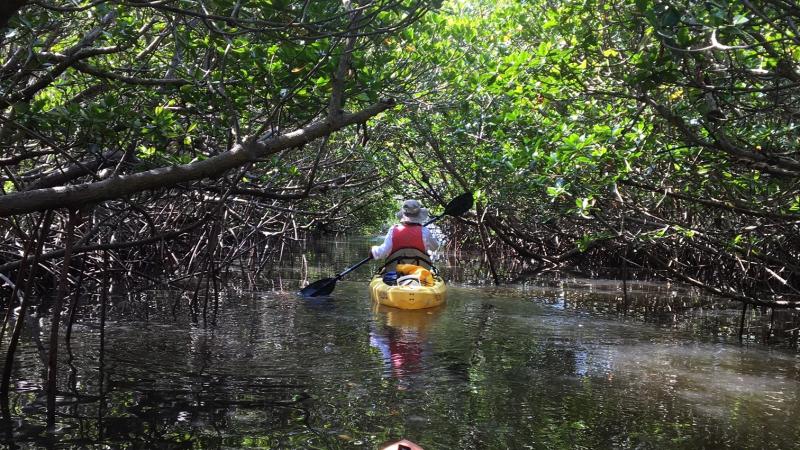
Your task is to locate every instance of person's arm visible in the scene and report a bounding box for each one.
[370,227,394,259]
[422,227,439,253]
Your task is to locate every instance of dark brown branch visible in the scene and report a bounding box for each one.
[69,60,190,86]
[23,149,126,191]
[0,150,57,167]
[620,179,800,220]
[1,10,118,106]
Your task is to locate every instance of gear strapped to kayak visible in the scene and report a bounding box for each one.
[369,273,445,309]
[396,264,434,286]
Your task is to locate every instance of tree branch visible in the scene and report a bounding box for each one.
[0,99,394,217]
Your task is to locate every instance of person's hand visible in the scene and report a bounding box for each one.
[380,439,424,450]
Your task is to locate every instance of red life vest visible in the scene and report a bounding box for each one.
[390,224,426,254]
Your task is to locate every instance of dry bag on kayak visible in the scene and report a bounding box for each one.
[396,264,434,286]
[397,274,421,286]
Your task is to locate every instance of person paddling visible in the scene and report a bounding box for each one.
[371,199,439,272]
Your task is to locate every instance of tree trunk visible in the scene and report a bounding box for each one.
[46,209,76,427]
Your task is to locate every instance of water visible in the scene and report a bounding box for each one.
[1,238,799,449]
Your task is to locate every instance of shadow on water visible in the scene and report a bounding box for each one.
[1,236,799,449]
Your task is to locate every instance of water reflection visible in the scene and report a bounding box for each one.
[369,305,443,383]
[2,237,800,449]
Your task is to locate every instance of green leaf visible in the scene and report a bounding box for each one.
[137,145,156,159]
[602,48,619,58]
[660,8,681,27]
[547,186,565,197]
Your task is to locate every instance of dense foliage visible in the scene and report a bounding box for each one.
[0,0,428,428]
[1,0,800,432]
[374,0,800,308]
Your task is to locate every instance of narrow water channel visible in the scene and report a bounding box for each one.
[2,237,799,449]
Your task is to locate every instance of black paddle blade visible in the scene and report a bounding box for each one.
[444,192,474,217]
[299,277,337,297]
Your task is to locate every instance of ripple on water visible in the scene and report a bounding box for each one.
[2,272,800,449]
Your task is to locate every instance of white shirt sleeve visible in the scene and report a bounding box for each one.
[422,227,439,253]
[370,227,395,259]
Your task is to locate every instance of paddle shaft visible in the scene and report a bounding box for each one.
[423,215,441,226]
[335,255,372,280]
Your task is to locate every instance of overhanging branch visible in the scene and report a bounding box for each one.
[0,99,394,217]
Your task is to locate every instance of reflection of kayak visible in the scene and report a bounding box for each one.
[374,303,444,330]
[369,275,446,310]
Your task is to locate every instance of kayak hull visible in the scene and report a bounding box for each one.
[369,275,447,310]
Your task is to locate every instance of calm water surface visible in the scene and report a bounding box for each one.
[2,238,800,449]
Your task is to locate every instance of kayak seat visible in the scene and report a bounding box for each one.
[380,247,433,272]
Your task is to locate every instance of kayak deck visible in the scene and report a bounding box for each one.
[369,275,446,310]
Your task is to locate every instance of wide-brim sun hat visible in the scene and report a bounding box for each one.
[396,199,429,224]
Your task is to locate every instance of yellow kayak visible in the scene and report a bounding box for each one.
[369,275,447,310]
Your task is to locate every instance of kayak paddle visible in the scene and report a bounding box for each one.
[299,191,474,297]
